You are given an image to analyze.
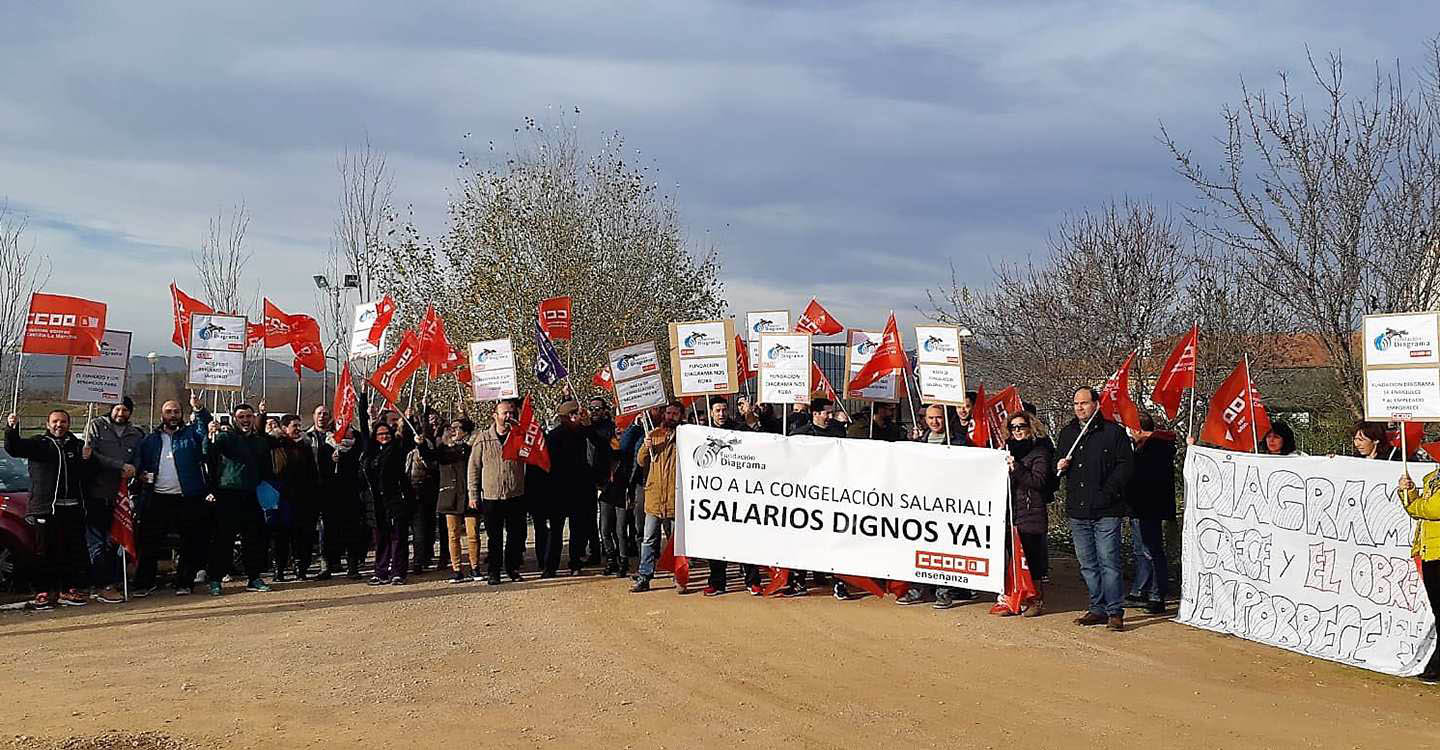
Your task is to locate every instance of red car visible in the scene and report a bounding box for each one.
[0,448,35,592]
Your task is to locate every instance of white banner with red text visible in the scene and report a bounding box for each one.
[1178,446,1437,676]
[675,425,1008,591]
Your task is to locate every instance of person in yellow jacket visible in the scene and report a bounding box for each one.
[630,401,685,593]
[1397,470,1440,684]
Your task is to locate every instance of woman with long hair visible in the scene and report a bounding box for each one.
[1005,411,1053,616]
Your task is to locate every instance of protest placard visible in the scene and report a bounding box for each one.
[609,340,668,415]
[669,320,738,397]
[844,328,898,402]
[1363,312,1440,421]
[745,310,790,371]
[1177,446,1437,676]
[468,338,518,401]
[65,329,131,403]
[675,425,1006,590]
[914,324,967,406]
[187,314,246,391]
[757,331,811,405]
[349,299,390,359]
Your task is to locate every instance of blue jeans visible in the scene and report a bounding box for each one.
[1070,517,1124,616]
[1129,518,1168,602]
[637,514,673,580]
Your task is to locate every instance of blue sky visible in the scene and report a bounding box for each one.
[1,1,1431,355]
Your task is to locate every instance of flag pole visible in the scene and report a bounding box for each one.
[10,350,24,415]
[1402,421,1411,476]
[119,546,128,601]
[1244,353,1259,454]
[1186,322,1199,441]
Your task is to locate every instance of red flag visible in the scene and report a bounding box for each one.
[1387,422,1426,455]
[288,314,325,373]
[971,384,991,448]
[501,395,551,471]
[810,363,838,401]
[1200,358,1271,452]
[593,366,614,390]
[538,296,573,340]
[762,567,790,597]
[989,527,1039,615]
[170,283,213,349]
[734,335,756,382]
[433,346,465,379]
[847,313,906,393]
[1422,443,1440,463]
[262,298,296,348]
[795,298,844,336]
[109,477,136,560]
[23,293,106,356]
[988,385,1023,436]
[615,411,639,432]
[416,306,454,377]
[1099,351,1142,432]
[1151,325,1198,420]
[656,538,689,588]
[456,364,472,385]
[333,363,357,442]
[368,329,424,405]
[367,294,396,347]
[245,321,266,347]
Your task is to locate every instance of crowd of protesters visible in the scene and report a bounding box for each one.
[5,386,1439,683]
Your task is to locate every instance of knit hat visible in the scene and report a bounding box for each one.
[121,396,135,412]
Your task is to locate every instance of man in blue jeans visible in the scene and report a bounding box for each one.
[1055,386,1134,631]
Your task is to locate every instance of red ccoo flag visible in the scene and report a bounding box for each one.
[989,527,1040,615]
[1099,351,1142,432]
[24,293,106,356]
[1200,357,1271,452]
[971,384,991,447]
[332,363,358,442]
[109,477,137,560]
[502,395,551,471]
[245,321,266,348]
[987,385,1024,439]
[367,295,396,347]
[416,306,455,377]
[847,313,906,394]
[795,298,844,336]
[1386,422,1425,457]
[1151,325,1199,421]
[288,314,326,372]
[262,298,297,348]
[369,329,424,406]
[811,362,838,402]
[538,296,573,341]
[170,283,213,349]
[735,335,755,382]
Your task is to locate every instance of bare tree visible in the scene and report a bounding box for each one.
[336,137,393,304]
[927,199,1188,426]
[0,202,52,391]
[1162,40,1440,418]
[193,202,252,314]
[379,115,726,411]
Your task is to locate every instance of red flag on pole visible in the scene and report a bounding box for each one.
[170,283,213,350]
[1200,358,1271,452]
[847,313,906,393]
[416,306,454,377]
[288,314,326,372]
[367,295,397,347]
[109,477,137,560]
[23,293,106,356]
[987,385,1024,439]
[1387,422,1425,457]
[245,321,266,348]
[333,363,358,442]
[538,296,573,340]
[368,329,424,405]
[1099,351,1142,432]
[734,335,755,382]
[1151,325,1198,420]
[262,298,296,348]
[795,298,844,336]
[971,384,991,447]
[989,527,1039,615]
[501,395,551,471]
[810,362,838,401]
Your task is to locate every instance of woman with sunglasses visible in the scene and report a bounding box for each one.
[1005,411,1054,616]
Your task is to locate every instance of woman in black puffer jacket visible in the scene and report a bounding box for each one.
[1006,411,1055,616]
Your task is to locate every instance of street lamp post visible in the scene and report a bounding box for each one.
[146,352,158,429]
[314,273,360,405]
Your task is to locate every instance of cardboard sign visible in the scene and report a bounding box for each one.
[669,319,738,397]
[609,340,667,415]
[844,328,898,402]
[187,314,246,391]
[757,331,812,405]
[65,329,131,404]
[745,310,790,371]
[469,338,518,401]
[915,324,967,406]
[349,299,390,359]
[1363,312,1440,421]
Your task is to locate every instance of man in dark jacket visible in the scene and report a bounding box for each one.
[846,402,906,441]
[133,394,212,594]
[544,399,602,577]
[701,396,763,596]
[83,397,145,601]
[6,409,95,609]
[206,402,274,595]
[1055,386,1134,631]
[584,397,616,568]
[1125,413,1176,615]
[783,398,846,598]
[897,404,975,608]
[308,405,367,579]
[268,414,320,581]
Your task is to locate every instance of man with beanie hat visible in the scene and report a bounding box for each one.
[83,396,146,601]
[542,398,606,577]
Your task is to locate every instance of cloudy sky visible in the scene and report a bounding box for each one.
[1,1,1431,356]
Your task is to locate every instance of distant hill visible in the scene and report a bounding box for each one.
[15,353,330,393]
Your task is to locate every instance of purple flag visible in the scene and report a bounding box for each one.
[534,320,569,385]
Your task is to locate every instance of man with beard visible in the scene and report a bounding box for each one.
[542,400,606,577]
[7,409,97,609]
[309,405,368,579]
[206,403,274,595]
[630,401,683,593]
[701,397,762,596]
[82,397,146,601]
[467,399,527,584]
[133,394,213,595]
[268,414,320,581]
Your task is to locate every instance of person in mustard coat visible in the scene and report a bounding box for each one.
[1397,469,1440,684]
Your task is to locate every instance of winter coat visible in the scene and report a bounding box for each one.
[1126,431,1177,521]
[1008,437,1056,534]
[637,426,678,519]
[209,427,273,492]
[84,416,145,504]
[269,435,319,507]
[847,416,907,442]
[546,424,599,496]
[1403,467,1440,561]
[360,421,415,521]
[790,421,847,438]
[466,427,525,504]
[1054,414,1134,520]
[435,434,477,515]
[4,427,94,517]
[134,410,212,498]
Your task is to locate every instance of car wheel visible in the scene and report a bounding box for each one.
[0,543,21,593]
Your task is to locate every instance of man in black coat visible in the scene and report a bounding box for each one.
[5,410,96,609]
[1055,386,1134,631]
[544,399,605,577]
[1125,413,1176,615]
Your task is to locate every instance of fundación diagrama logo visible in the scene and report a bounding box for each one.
[683,331,711,348]
[198,322,227,340]
[921,335,947,353]
[693,436,740,468]
[1374,327,1407,351]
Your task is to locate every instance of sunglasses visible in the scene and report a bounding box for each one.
[1008,423,1028,431]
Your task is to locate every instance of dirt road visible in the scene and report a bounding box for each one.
[3,557,1437,749]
